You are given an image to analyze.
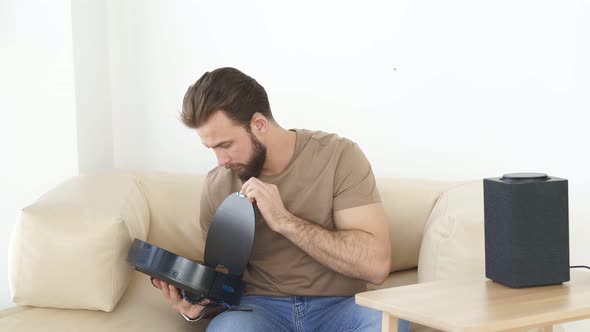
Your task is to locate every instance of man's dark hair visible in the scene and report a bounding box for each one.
[180,67,273,130]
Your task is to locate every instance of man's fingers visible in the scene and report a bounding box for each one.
[152,278,162,289]
[242,179,273,201]
[240,178,254,195]
[160,281,170,299]
[241,179,257,201]
[247,187,272,203]
[240,177,264,195]
[168,284,182,303]
[153,279,211,319]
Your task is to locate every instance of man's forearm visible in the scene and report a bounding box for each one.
[279,214,391,284]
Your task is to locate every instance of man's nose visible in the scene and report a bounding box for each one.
[215,150,231,166]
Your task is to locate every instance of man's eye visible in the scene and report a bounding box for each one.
[221,144,231,149]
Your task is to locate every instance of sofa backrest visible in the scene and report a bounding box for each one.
[136,171,206,262]
[136,170,459,273]
[8,169,460,312]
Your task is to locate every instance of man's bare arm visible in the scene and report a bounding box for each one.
[241,177,391,284]
[279,202,391,284]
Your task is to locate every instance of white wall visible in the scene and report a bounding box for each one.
[0,0,79,309]
[71,0,114,174]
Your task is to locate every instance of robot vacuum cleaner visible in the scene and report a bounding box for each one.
[127,192,255,306]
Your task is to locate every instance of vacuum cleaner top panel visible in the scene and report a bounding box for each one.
[204,192,256,276]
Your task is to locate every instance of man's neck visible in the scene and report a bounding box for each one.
[260,126,297,177]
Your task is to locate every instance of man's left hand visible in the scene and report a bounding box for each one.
[240,177,291,232]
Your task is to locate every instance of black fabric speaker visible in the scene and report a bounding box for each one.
[483,172,569,288]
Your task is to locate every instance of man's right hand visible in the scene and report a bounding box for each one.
[152,278,211,319]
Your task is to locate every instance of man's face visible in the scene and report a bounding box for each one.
[197,111,267,182]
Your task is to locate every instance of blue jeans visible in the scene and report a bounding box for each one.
[207,295,411,332]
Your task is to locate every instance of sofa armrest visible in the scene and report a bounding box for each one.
[9,170,150,312]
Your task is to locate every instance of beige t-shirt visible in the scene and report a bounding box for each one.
[200,129,381,297]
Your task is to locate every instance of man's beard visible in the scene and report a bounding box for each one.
[227,134,267,182]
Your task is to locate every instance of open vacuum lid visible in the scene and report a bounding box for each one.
[204,192,256,276]
[126,192,255,306]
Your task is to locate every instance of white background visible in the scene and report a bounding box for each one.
[1,0,589,329]
[0,0,79,313]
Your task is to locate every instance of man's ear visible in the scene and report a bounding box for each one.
[250,113,268,133]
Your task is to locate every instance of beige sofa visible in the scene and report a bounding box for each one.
[0,169,488,331]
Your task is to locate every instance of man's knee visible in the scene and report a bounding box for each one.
[206,310,270,332]
[352,304,381,330]
[206,311,246,332]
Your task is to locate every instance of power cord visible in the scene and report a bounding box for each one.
[570,265,590,270]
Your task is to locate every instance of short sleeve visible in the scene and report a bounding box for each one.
[332,140,381,211]
[199,175,215,241]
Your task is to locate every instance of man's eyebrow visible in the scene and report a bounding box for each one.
[205,140,231,149]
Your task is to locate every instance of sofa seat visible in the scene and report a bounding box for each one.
[0,269,431,331]
[0,272,208,331]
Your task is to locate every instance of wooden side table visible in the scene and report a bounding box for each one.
[356,270,590,332]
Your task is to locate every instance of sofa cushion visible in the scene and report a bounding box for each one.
[0,273,209,331]
[417,180,486,282]
[377,179,456,272]
[367,268,418,291]
[8,170,150,311]
[136,171,206,261]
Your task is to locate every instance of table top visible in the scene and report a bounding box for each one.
[355,270,590,332]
